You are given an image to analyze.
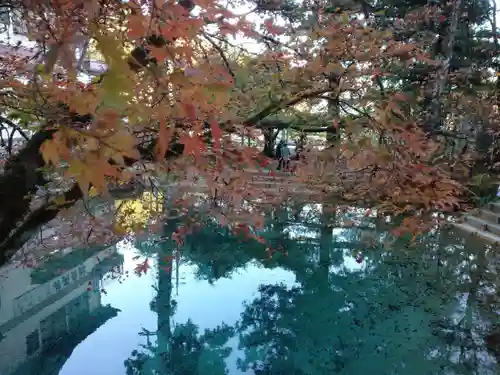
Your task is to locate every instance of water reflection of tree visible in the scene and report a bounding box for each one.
[124,225,235,375]
[126,206,500,374]
[235,211,500,374]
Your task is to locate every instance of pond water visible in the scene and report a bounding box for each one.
[0,204,499,375]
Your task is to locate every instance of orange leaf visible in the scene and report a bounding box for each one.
[210,120,221,150]
[148,46,168,64]
[156,119,173,160]
[182,102,198,119]
[264,19,285,35]
[40,139,60,166]
[180,134,206,159]
[128,14,146,39]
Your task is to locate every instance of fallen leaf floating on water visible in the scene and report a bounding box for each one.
[134,259,150,276]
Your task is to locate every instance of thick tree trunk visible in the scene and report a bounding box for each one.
[475,0,500,172]
[326,76,340,146]
[421,0,462,135]
[157,249,173,371]
[318,204,333,288]
[263,128,279,157]
[0,130,54,263]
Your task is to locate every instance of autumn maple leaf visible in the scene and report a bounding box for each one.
[134,259,150,276]
[179,134,206,159]
[172,231,184,246]
[264,19,285,35]
[210,120,222,150]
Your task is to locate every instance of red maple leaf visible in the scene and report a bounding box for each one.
[180,134,206,159]
[264,19,285,35]
[172,231,184,246]
[414,163,425,171]
[134,259,150,276]
[210,120,222,150]
[259,158,270,167]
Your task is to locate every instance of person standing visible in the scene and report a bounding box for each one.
[276,140,284,171]
[277,140,291,171]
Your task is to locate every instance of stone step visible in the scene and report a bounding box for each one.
[478,209,500,225]
[248,180,306,187]
[464,216,500,236]
[248,177,292,184]
[245,169,290,176]
[248,173,296,179]
[248,187,320,196]
[453,222,500,244]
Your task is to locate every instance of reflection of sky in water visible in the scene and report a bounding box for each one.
[60,245,157,375]
[286,203,367,272]
[60,243,298,375]
[286,224,364,273]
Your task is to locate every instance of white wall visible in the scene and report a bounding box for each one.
[0,278,101,375]
[0,247,116,375]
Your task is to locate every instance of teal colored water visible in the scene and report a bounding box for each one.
[0,205,499,375]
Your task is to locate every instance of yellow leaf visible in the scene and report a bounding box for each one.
[85,136,99,151]
[54,195,66,206]
[40,139,60,166]
[107,131,140,160]
[65,159,92,196]
[65,159,86,178]
[89,186,98,197]
[108,130,135,151]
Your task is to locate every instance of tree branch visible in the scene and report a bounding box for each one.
[0,86,332,262]
[0,0,198,263]
[201,32,236,81]
[243,88,334,126]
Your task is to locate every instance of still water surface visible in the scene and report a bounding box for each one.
[0,206,499,375]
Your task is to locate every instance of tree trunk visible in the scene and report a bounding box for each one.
[318,203,334,287]
[156,249,173,372]
[326,76,340,146]
[263,128,279,158]
[421,0,462,135]
[0,130,54,263]
[475,0,500,172]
